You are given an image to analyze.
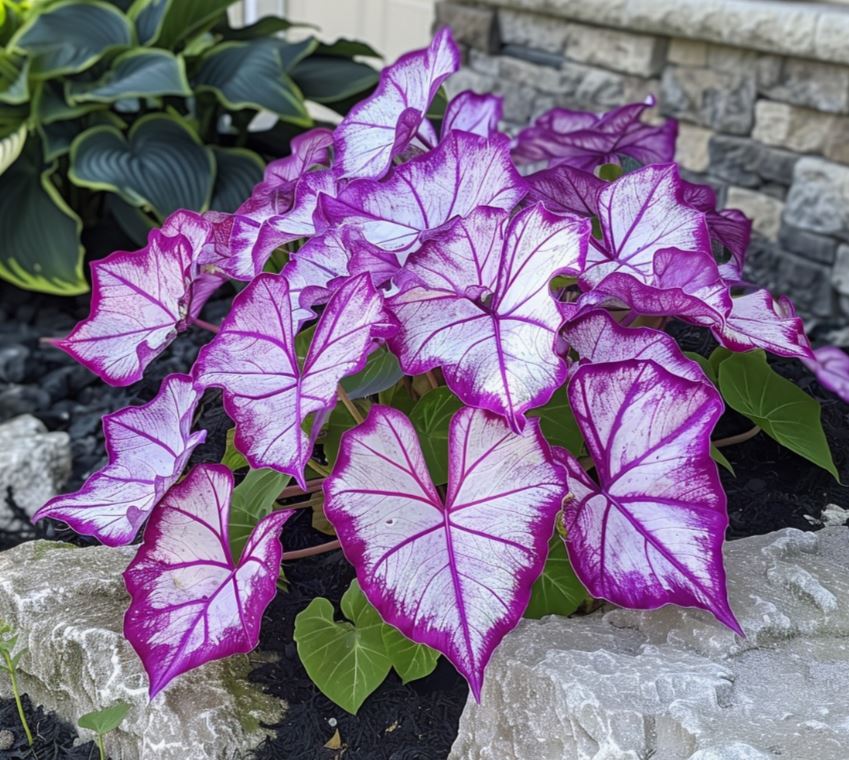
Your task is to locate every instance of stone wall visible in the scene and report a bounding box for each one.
[435,0,849,325]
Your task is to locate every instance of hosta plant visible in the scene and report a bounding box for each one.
[36,28,848,712]
[0,0,379,294]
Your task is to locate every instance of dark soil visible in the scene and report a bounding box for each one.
[0,694,100,759]
[2,283,848,760]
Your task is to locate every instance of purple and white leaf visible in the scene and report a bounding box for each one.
[525,164,605,217]
[441,90,502,138]
[324,405,567,699]
[321,131,527,255]
[34,375,206,546]
[802,345,849,403]
[562,360,740,633]
[124,464,291,697]
[194,273,397,487]
[334,27,460,179]
[388,204,588,430]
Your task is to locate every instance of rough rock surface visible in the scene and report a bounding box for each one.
[0,540,284,760]
[450,527,849,760]
[0,415,70,529]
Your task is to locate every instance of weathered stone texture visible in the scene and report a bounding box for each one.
[668,38,708,67]
[761,58,849,114]
[778,224,838,266]
[676,123,713,173]
[436,2,498,52]
[752,101,849,163]
[498,9,570,53]
[708,135,761,186]
[785,158,849,242]
[0,541,284,760]
[725,186,783,239]
[450,528,849,760]
[834,245,849,297]
[562,24,666,77]
[661,66,755,134]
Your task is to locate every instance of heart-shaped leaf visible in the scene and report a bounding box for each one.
[194,40,311,124]
[324,405,568,698]
[69,115,214,219]
[0,141,86,295]
[333,27,459,179]
[388,204,588,430]
[718,349,838,479]
[561,360,740,632]
[194,273,398,487]
[294,579,392,714]
[340,347,404,400]
[525,536,588,619]
[441,90,502,139]
[802,346,849,404]
[78,702,130,735]
[131,0,233,48]
[291,55,378,105]
[408,387,463,485]
[209,146,264,214]
[381,624,439,684]
[0,52,29,105]
[525,164,605,217]
[124,464,291,697]
[34,374,206,546]
[66,48,190,103]
[322,131,527,254]
[11,1,132,77]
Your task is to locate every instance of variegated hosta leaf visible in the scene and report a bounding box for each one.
[34,375,206,546]
[711,289,812,360]
[441,90,503,139]
[54,222,216,387]
[802,346,849,404]
[194,273,397,487]
[512,95,677,171]
[124,464,291,697]
[561,360,741,633]
[333,27,459,179]
[321,131,527,255]
[324,405,568,698]
[388,204,588,430]
[562,309,708,385]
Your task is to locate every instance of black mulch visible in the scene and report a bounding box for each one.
[2,283,848,760]
[0,694,99,759]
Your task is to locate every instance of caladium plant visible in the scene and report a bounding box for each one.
[36,29,844,710]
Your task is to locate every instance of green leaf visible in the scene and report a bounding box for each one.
[0,51,29,105]
[711,444,735,476]
[0,122,26,176]
[209,146,263,213]
[104,194,156,246]
[130,0,233,48]
[292,56,378,104]
[217,16,307,41]
[69,113,215,219]
[11,0,132,77]
[66,48,191,104]
[34,80,107,125]
[597,163,624,181]
[708,346,734,380]
[683,351,717,385]
[220,427,248,472]
[524,536,588,619]
[528,389,585,454]
[381,624,439,684]
[194,40,311,125]
[229,467,290,561]
[340,348,404,400]
[409,387,463,485]
[378,381,416,417]
[718,350,839,480]
[314,38,382,59]
[294,580,392,714]
[78,701,130,734]
[0,140,87,295]
[322,400,363,468]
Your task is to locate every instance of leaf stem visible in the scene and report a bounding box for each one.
[3,650,32,747]
[192,317,220,334]
[308,459,331,477]
[97,733,106,760]
[713,425,761,448]
[337,385,364,424]
[425,371,439,390]
[281,539,341,561]
[277,478,325,501]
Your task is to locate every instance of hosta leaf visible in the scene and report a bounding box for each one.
[381,624,439,684]
[69,115,215,219]
[0,52,29,104]
[194,40,311,124]
[322,131,527,254]
[131,0,233,48]
[294,580,392,714]
[0,122,25,176]
[525,537,588,619]
[209,146,264,214]
[441,90,502,139]
[229,468,290,561]
[0,142,86,295]
[527,390,584,454]
[340,348,403,400]
[194,273,397,488]
[124,464,291,697]
[408,387,463,485]
[66,48,190,103]
[802,346,849,404]
[34,375,206,546]
[333,27,459,179]
[291,55,378,105]
[11,1,132,77]
[324,405,567,698]
[513,95,676,171]
[562,360,740,633]
[718,350,838,479]
[388,204,588,430]
[34,80,107,125]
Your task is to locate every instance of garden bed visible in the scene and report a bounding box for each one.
[1,282,848,759]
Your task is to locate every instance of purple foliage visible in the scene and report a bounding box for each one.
[40,29,832,700]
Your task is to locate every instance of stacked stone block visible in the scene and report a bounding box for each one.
[435,0,849,323]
